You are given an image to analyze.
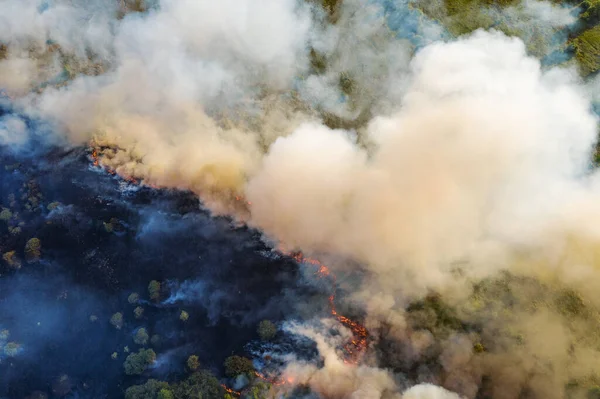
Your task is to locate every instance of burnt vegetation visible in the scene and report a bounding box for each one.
[0,124,307,397]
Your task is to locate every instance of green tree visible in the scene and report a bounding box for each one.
[150,334,161,347]
[148,280,161,301]
[248,382,271,399]
[3,342,21,357]
[187,355,200,371]
[124,379,169,399]
[0,208,12,221]
[157,389,174,399]
[134,306,144,319]
[128,293,140,304]
[47,202,61,211]
[3,251,21,269]
[123,348,156,375]
[134,328,149,345]
[172,370,224,399]
[24,238,41,263]
[257,320,277,341]
[589,386,600,399]
[224,355,255,378]
[110,312,124,330]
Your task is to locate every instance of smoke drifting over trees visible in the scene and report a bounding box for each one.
[0,0,599,398]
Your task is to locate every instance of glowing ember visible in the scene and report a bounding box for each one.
[287,251,369,364]
[221,384,241,396]
[254,370,286,386]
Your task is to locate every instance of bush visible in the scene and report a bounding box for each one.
[224,355,255,378]
[110,312,124,330]
[134,328,149,345]
[257,320,277,341]
[123,348,156,375]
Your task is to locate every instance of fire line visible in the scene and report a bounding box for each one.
[88,147,369,392]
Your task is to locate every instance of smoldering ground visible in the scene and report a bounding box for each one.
[0,140,325,398]
[0,0,600,398]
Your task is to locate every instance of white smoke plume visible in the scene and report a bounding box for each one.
[248,29,598,298]
[281,321,465,399]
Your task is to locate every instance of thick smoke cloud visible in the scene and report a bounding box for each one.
[248,30,598,298]
[1,0,600,398]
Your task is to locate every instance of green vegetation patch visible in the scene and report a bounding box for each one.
[571,25,600,77]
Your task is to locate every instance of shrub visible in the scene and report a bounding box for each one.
[257,320,277,341]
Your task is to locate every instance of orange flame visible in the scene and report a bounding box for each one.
[89,147,139,185]
[91,149,99,167]
[254,371,287,386]
[286,250,369,364]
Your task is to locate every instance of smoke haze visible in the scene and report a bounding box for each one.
[0,0,599,398]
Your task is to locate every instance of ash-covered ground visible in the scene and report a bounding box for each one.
[0,107,330,398]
